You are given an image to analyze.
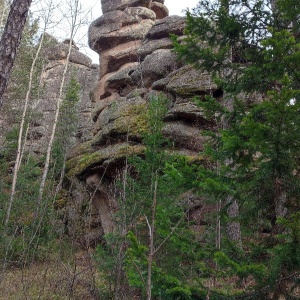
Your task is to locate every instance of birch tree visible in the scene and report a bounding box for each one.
[36,0,86,207]
[4,0,56,226]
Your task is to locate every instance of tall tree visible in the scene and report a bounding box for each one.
[5,10,53,226]
[37,0,81,207]
[173,0,300,295]
[95,96,200,300]
[174,0,300,228]
[0,0,33,108]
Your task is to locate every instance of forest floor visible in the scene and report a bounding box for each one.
[0,250,101,300]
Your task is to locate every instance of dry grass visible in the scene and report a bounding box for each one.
[0,250,101,300]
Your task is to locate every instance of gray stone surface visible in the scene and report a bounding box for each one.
[131,49,181,87]
[162,122,206,151]
[106,63,139,89]
[137,37,173,59]
[92,96,147,145]
[46,43,92,67]
[89,11,154,52]
[150,2,169,19]
[101,0,152,13]
[165,65,217,95]
[146,16,186,39]
[60,0,223,245]
[124,6,156,20]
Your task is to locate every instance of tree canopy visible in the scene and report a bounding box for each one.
[172,0,300,297]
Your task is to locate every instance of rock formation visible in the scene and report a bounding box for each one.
[0,35,98,155]
[33,36,98,154]
[64,0,221,246]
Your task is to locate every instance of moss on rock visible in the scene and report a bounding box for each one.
[92,97,149,146]
[66,143,145,178]
[117,102,148,135]
[67,140,94,159]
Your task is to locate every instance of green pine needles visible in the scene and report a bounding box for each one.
[95,95,202,299]
[172,0,300,298]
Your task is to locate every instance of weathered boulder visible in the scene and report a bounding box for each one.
[124,6,156,20]
[62,0,222,246]
[65,141,146,242]
[92,96,148,145]
[1,52,98,155]
[99,39,142,78]
[145,16,186,39]
[64,177,110,246]
[100,0,168,18]
[165,65,217,96]
[101,0,154,13]
[162,122,206,152]
[137,37,173,59]
[166,99,211,126]
[150,1,169,19]
[66,142,145,178]
[94,63,139,102]
[91,95,124,122]
[89,11,154,52]
[92,72,117,102]
[131,49,181,87]
[24,42,98,154]
[46,43,92,67]
[106,63,139,89]
[126,87,148,99]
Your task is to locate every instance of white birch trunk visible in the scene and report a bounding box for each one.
[36,0,80,207]
[5,17,50,226]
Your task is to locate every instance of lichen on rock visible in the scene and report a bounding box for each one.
[92,96,148,145]
[66,143,145,178]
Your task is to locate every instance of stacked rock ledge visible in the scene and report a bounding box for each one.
[64,0,219,246]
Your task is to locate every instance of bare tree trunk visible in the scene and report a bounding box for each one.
[0,0,33,108]
[223,94,242,246]
[146,177,157,300]
[216,199,221,250]
[5,29,49,226]
[275,191,287,219]
[226,196,242,246]
[273,183,287,233]
[37,0,80,208]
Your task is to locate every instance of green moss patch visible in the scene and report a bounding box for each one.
[66,143,145,178]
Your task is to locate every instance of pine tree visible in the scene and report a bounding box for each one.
[173,0,300,296]
[0,0,33,107]
[95,95,200,300]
